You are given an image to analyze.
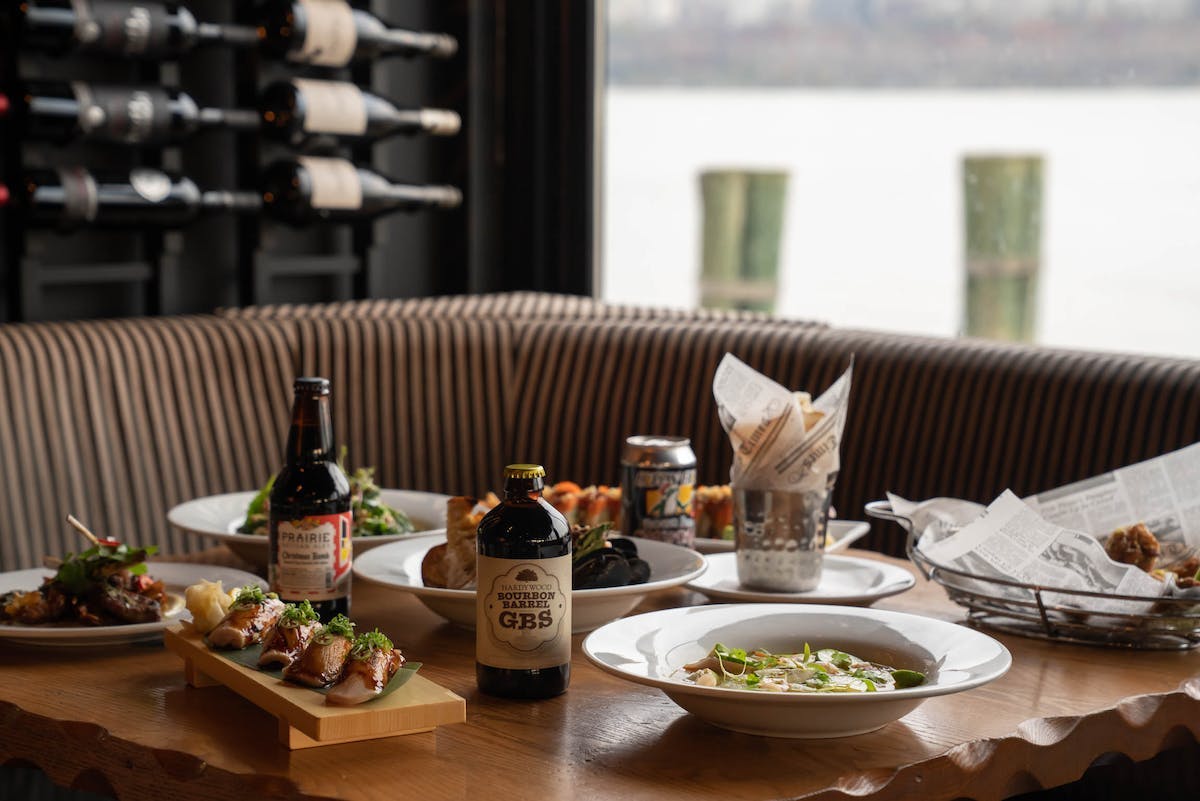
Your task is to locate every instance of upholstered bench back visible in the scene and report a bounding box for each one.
[506,318,1200,555]
[0,316,295,569]
[217,290,785,323]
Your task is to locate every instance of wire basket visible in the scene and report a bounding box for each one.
[865,500,1200,651]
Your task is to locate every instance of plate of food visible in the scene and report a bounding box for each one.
[167,466,448,567]
[684,552,914,605]
[353,498,707,633]
[165,584,465,748]
[582,603,1011,738]
[0,538,265,646]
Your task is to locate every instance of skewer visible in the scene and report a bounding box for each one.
[66,514,101,546]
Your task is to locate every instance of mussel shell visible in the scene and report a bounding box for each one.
[572,550,633,590]
[607,538,639,560]
[628,558,651,585]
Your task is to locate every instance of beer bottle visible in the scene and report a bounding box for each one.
[476,464,572,698]
[268,377,352,619]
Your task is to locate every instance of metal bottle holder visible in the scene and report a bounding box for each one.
[865,500,1200,650]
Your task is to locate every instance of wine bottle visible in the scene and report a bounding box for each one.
[259,79,460,146]
[18,0,258,59]
[0,167,261,230]
[0,81,260,146]
[256,0,457,67]
[260,157,462,226]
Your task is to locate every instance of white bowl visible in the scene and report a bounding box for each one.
[167,489,449,567]
[353,532,708,634]
[582,603,1011,738]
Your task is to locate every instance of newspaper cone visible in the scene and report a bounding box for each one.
[712,354,852,492]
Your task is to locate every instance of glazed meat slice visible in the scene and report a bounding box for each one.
[284,633,353,687]
[258,620,320,669]
[208,596,285,649]
[326,642,405,706]
[90,583,162,624]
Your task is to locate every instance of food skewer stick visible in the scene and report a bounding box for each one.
[66,514,101,546]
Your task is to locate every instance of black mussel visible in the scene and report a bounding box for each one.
[607,538,639,560]
[627,558,651,585]
[572,549,633,590]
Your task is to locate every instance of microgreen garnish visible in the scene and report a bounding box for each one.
[314,614,356,644]
[279,600,319,627]
[349,629,394,659]
[232,585,274,607]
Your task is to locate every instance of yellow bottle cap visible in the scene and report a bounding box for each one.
[504,463,546,479]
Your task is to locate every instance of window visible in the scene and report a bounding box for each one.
[602,1,1200,358]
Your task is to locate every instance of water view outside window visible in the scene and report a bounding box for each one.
[602,0,1200,358]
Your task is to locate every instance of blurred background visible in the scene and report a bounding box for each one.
[602,0,1200,357]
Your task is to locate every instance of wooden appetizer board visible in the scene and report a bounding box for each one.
[163,625,466,749]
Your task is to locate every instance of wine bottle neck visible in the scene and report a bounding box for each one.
[198,106,260,131]
[378,28,458,58]
[380,183,463,210]
[200,190,263,214]
[198,21,258,47]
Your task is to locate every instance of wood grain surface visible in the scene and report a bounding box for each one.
[1,547,1198,801]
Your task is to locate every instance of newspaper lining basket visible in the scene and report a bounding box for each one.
[866,500,1200,651]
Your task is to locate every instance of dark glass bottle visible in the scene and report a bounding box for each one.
[0,81,260,146]
[0,166,261,230]
[18,0,258,59]
[258,79,461,147]
[268,378,352,621]
[476,464,572,699]
[256,0,457,67]
[259,157,461,227]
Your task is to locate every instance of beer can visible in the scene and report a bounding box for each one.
[620,435,697,546]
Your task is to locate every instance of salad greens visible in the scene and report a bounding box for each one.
[53,543,158,595]
[237,449,414,538]
[682,643,925,693]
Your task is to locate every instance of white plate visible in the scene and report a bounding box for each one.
[685,553,915,606]
[582,603,1011,738]
[353,532,708,634]
[0,563,266,647]
[691,520,871,555]
[167,489,449,567]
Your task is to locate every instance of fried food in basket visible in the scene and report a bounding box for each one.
[1104,522,1160,572]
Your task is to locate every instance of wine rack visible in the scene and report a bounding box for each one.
[0,0,465,322]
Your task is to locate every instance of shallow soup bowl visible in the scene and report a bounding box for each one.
[582,603,1012,738]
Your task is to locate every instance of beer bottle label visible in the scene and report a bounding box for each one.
[476,554,571,670]
[270,511,353,601]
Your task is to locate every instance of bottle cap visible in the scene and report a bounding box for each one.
[294,376,331,395]
[503,464,545,479]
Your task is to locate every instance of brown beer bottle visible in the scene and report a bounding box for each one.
[476,464,572,698]
[268,377,352,620]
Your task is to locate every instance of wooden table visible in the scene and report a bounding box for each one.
[1,548,1198,801]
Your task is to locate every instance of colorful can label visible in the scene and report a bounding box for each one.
[622,465,697,546]
[270,511,352,601]
[476,554,571,670]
